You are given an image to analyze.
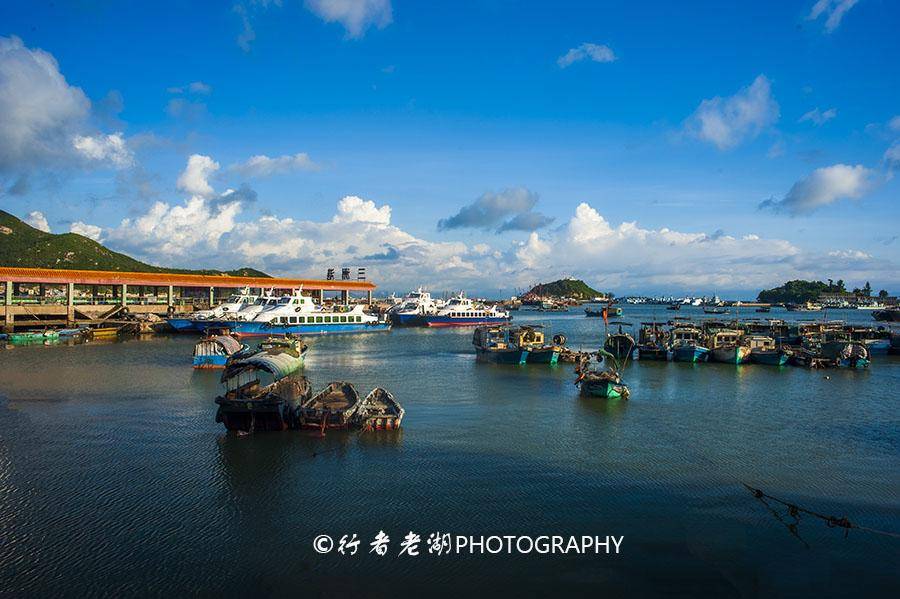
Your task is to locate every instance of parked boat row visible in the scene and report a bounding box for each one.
[386,290,511,327]
[472,325,566,365]
[600,318,894,368]
[168,287,391,336]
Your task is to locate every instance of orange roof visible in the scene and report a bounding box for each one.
[0,267,376,291]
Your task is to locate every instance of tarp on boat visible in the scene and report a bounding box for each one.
[209,335,242,354]
[221,350,302,382]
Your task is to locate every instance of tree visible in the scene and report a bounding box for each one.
[836,279,845,292]
[878,289,889,300]
[863,281,872,297]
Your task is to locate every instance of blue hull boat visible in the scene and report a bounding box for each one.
[192,354,230,368]
[215,321,392,337]
[673,345,710,363]
[424,315,510,327]
[390,312,426,326]
[168,318,199,332]
[475,348,529,365]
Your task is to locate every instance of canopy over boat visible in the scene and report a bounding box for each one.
[206,335,243,355]
[221,351,303,382]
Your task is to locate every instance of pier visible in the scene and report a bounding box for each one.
[0,267,376,332]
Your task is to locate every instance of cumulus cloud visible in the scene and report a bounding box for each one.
[304,0,393,38]
[759,164,874,215]
[799,107,837,126]
[684,75,779,150]
[25,211,50,232]
[0,35,90,173]
[70,221,103,241]
[176,154,219,197]
[807,0,859,33]
[332,195,391,225]
[557,43,616,68]
[73,132,134,168]
[229,153,319,177]
[438,188,553,233]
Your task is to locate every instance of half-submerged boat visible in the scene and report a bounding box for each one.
[8,330,60,344]
[422,293,511,327]
[192,334,244,368]
[708,328,750,364]
[472,326,529,364]
[745,335,790,366]
[670,325,709,362]
[297,382,361,430]
[214,352,310,432]
[354,388,405,430]
[575,352,629,399]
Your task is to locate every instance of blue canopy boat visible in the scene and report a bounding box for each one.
[192,334,244,369]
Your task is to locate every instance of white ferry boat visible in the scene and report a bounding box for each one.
[167,287,259,332]
[420,293,511,327]
[388,287,444,326]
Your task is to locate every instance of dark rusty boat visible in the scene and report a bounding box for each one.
[297,381,361,430]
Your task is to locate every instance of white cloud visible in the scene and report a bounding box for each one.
[176,154,219,198]
[557,43,616,68]
[889,116,900,132]
[684,75,779,150]
[72,132,134,168]
[332,195,391,225]
[807,0,859,33]
[799,107,837,126]
[188,81,212,94]
[438,187,553,232]
[304,0,393,38]
[230,153,318,177]
[25,210,50,232]
[70,221,103,241]
[760,164,874,215]
[0,35,90,172]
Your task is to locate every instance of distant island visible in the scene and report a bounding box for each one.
[757,278,889,304]
[0,210,269,277]
[519,278,607,302]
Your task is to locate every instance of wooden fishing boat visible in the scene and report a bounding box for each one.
[511,325,562,365]
[820,339,870,368]
[192,334,243,369]
[755,306,771,313]
[708,329,750,364]
[703,307,728,315]
[472,326,529,365]
[745,335,790,366]
[297,382,361,429]
[670,325,709,362]
[354,388,404,430]
[666,303,681,311]
[636,322,669,361]
[575,353,629,399]
[585,307,602,317]
[214,352,310,432]
[603,322,635,360]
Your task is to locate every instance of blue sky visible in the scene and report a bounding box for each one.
[0,0,897,297]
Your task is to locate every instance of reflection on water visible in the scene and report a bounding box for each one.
[0,305,898,595]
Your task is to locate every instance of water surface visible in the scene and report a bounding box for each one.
[1,306,898,596]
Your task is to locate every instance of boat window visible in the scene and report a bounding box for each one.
[316,316,323,323]
[289,317,297,324]
[356,316,361,322]
[324,316,331,323]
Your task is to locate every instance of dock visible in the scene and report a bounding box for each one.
[0,267,376,332]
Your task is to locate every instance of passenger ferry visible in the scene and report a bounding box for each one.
[167,287,260,332]
[421,293,511,327]
[388,287,443,326]
[212,289,391,336]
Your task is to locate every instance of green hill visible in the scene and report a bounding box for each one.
[0,210,269,277]
[522,278,604,300]
[757,279,840,304]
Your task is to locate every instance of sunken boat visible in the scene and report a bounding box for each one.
[214,351,309,432]
[354,388,405,430]
[297,382,361,430]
